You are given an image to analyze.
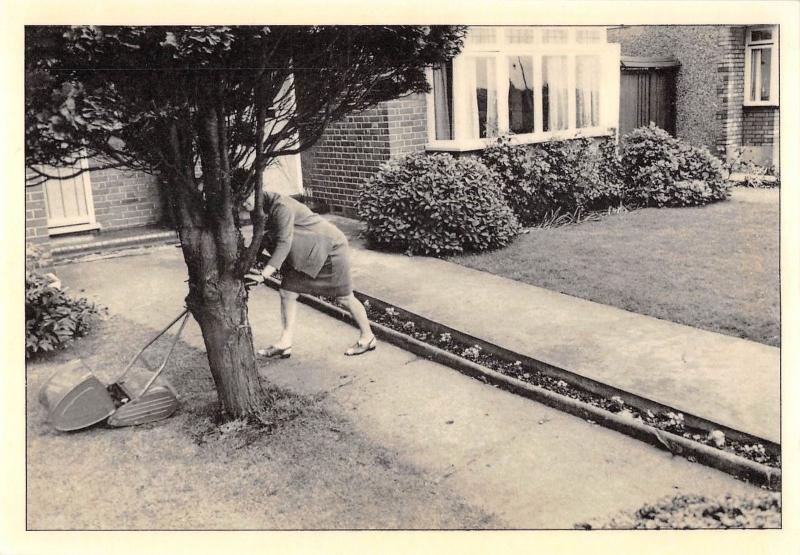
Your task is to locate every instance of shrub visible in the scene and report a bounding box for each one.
[480,136,544,225]
[724,148,779,188]
[577,493,781,529]
[26,272,102,358]
[620,124,730,207]
[357,152,520,256]
[26,244,50,273]
[481,136,624,226]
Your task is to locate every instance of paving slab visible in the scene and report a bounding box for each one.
[327,216,780,444]
[55,247,764,529]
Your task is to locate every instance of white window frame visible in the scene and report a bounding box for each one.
[426,26,620,151]
[744,25,779,107]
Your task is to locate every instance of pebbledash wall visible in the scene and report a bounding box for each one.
[607,25,779,168]
[301,95,428,216]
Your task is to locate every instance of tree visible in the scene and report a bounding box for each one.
[25,26,465,417]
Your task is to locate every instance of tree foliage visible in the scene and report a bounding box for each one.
[25,26,465,416]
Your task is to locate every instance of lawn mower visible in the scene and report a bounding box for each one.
[38,309,190,431]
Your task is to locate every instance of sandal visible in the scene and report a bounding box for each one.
[257,345,292,359]
[344,336,377,356]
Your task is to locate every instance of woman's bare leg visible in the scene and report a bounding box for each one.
[276,288,299,348]
[337,293,374,344]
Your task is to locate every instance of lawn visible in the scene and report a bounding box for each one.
[26,316,496,530]
[453,188,780,347]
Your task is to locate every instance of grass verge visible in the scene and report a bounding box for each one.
[452,189,779,346]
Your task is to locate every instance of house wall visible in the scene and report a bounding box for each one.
[608,25,778,168]
[607,25,724,153]
[716,26,746,160]
[25,180,52,268]
[302,104,391,216]
[303,94,428,216]
[25,165,164,264]
[742,106,779,168]
[88,167,164,231]
[386,94,429,157]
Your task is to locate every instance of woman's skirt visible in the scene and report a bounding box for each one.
[280,241,353,298]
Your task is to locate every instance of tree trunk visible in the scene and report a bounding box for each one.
[171,188,269,419]
[160,111,270,419]
[187,271,267,417]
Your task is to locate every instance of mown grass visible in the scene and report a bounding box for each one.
[26,316,496,530]
[453,188,779,346]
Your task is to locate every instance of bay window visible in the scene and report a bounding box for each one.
[744,26,779,106]
[426,26,620,150]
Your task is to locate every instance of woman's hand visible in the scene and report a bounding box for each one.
[260,265,277,280]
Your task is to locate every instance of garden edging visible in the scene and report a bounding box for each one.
[260,277,780,490]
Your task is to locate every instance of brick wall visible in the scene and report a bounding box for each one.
[303,93,428,215]
[742,105,779,167]
[608,25,725,153]
[743,106,778,146]
[25,180,52,268]
[386,94,428,157]
[716,27,746,160]
[302,104,391,216]
[88,166,164,231]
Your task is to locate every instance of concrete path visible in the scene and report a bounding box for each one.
[327,216,780,444]
[56,247,762,529]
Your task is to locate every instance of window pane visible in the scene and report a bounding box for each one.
[576,55,600,128]
[432,61,453,140]
[750,29,772,42]
[505,28,536,44]
[508,56,534,134]
[541,28,569,44]
[749,49,758,100]
[760,48,772,101]
[467,26,498,46]
[542,55,568,132]
[471,57,498,139]
[575,28,602,44]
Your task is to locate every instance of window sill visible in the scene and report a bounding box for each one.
[743,101,779,108]
[48,222,102,236]
[425,127,615,152]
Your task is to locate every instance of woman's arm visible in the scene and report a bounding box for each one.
[263,201,294,274]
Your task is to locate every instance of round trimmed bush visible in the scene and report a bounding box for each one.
[357,152,520,256]
[620,124,730,207]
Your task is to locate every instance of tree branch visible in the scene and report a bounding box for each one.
[237,79,268,277]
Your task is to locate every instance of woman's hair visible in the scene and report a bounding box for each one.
[262,190,280,214]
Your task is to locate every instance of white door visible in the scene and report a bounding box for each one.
[263,154,303,197]
[42,158,98,235]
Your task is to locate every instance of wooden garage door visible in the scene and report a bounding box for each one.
[619,57,678,138]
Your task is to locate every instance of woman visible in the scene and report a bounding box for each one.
[244,189,376,358]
